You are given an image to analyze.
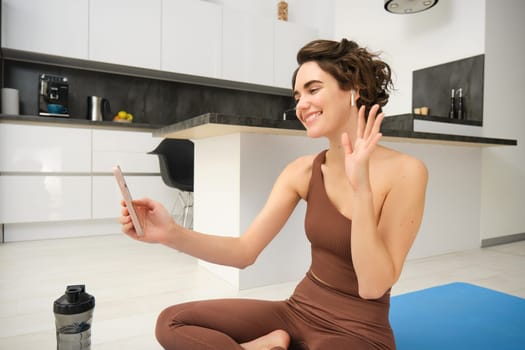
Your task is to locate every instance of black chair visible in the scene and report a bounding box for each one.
[148,139,194,228]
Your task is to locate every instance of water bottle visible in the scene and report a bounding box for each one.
[53,285,95,350]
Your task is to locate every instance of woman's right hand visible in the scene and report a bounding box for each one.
[341,104,384,192]
[119,198,177,244]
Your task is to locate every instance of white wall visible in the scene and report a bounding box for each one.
[333,0,485,116]
[481,0,525,240]
[334,0,525,243]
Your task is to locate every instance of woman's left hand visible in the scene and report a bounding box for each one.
[341,104,384,191]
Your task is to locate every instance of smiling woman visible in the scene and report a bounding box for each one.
[120,38,428,350]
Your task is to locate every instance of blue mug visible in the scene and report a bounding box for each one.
[48,104,67,114]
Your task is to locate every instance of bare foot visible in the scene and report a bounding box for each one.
[240,329,290,350]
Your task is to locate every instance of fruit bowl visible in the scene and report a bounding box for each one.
[113,110,134,123]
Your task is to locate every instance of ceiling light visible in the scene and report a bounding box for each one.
[384,0,438,14]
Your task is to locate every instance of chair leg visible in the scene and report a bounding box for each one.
[183,192,193,229]
[176,191,193,229]
[182,205,189,228]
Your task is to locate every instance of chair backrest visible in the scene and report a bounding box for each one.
[149,139,194,192]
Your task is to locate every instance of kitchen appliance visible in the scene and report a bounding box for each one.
[87,96,111,122]
[39,74,70,117]
[54,285,95,350]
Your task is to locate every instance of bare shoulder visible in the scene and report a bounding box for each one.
[374,146,428,189]
[280,153,318,200]
[287,153,317,171]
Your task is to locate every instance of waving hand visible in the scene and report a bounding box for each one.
[341,104,384,191]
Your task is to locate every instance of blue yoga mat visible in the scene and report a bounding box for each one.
[390,282,525,350]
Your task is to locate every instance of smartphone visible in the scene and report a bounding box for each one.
[113,165,144,236]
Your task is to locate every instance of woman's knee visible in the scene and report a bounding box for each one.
[155,305,182,348]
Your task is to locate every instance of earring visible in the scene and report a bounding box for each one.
[351,91,355,107]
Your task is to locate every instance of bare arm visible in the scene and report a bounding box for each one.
[351,158,428,299]
[342,105,428,299]
[121,158,308,268]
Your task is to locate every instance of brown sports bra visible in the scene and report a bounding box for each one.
[305,150,389,303]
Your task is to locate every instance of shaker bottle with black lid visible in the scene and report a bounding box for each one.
[53,285,95,350]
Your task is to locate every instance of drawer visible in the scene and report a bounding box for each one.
[0,124,91,172]
[0,175,92,223]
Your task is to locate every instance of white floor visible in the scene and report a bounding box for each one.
[0,234,524,349]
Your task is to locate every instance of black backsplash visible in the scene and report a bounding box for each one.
[4,60,294,125]
[412,54,484,123]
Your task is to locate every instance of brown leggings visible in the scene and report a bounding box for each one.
[155,273,395,350]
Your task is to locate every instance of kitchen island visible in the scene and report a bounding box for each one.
[155,113,517,290]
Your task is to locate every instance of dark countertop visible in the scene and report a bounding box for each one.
[0,114,162,131]
[154,113,518,147]
[153,113,306,138]
[2,113,518,147]
[381,113,483,131]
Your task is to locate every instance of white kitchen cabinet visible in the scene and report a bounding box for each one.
[92,129,161,173]
[0,175,91,223]
[89,0,161,69]
[0,123,92,224]
[1,0,89,59]
[92,176,178,219]
[3,1,320,89]
[0,124,91,173]
[274,21,318,89]
[162,0,222,78]
[0,123,171,228]
[221,7,274,86]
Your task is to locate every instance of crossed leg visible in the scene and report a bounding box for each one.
[155,298,292,350]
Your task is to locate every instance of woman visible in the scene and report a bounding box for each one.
[120,38,428,349]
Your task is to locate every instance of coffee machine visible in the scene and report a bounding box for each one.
[39,74,70,117]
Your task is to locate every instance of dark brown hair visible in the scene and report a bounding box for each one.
[292,38,394,116]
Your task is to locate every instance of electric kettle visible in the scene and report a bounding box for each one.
[87,96,111,121]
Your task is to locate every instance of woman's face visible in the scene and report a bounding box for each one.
[293,61,353,139]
